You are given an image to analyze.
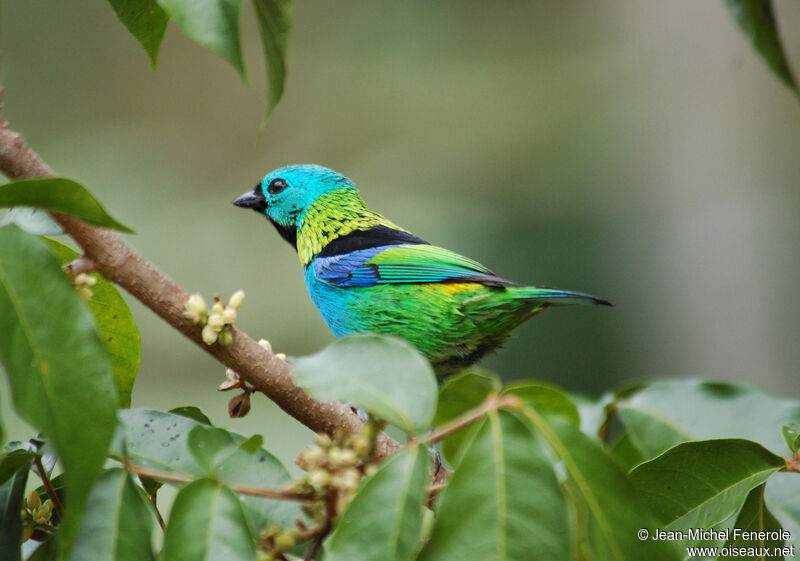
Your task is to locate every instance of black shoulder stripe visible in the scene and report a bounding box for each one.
[318,225,429,257]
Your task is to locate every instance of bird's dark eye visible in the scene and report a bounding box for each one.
[267,178,288,195]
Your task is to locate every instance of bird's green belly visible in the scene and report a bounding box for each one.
[306,276,540,375]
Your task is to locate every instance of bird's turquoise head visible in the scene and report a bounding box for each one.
[233,164,357,247]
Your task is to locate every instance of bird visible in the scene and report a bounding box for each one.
[233,164,611,377]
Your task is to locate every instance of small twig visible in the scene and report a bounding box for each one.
[426,480,448,495]
[126,463,313,501]
[783,455,800,473]
[33,455,64,519]
[597,402,617,444]
[304,532,325,561]
[63,255,96,276]
[416,394,522,445]
[147,489,166,531]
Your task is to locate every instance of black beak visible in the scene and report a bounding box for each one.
[233,188,267,212]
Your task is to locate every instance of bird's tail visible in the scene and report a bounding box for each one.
[508,286,612,307]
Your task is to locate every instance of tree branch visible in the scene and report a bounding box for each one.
[0,85,401,461]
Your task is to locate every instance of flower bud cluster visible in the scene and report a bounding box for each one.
[20,491,54,542]
[183,290,244,347]
[73,272,97,301]
[257,525,302,560]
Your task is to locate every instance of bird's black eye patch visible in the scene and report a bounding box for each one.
[267,178,288,195]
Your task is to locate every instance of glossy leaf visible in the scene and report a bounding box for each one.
[44,238,140,408]
[433,369,500,463]
[169,405,212,425]
[781,423,800,454]
[517,405,680,561]
[107,0,170,68]
[725,0,797,93]
[253,0,292,121]
[0,449,36,488]
[503,381,580,425]
[157,0,245,77]
[720,484,785,560]
[67,468,156,561]
[764,473,800,552]
[112,409,299,529]
[325,445,429,561]
[187,425,238,472]
[629,439,785,536]
[0,178,133,233]
[419,410,570,561]
[0,456,31,561]
[0,225,118,555]
[0,208,63,236]
[162,478,257,561]
[617,380,800,460]
[608,433,645,473]
[291,334,437,434]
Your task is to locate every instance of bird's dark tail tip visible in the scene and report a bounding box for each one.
[511,286,613,307]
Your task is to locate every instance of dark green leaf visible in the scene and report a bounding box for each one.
[107,0,170,68]
[252,0,292,121]
[0,179,134,233]
[291,334,437,434]
[0,457,31,561]
[725,0,797,93]
[169,406,213,425]
[112,409,299,529]
[720,484,786,560]
[0,226,118,555]
[44,238,140,408]
[518,405,681,561]
[67,469,156,561]
[0,449,36,487]
[419,410,570,561]
[503,381,580,425]
[782,423,800,454]
[433,369,500,463]
[608,433,645,472]
[617,380,800,459]
[162,478,257,561]
[629,439,784,539]
[157,0,245,77]
[325,445,429,561]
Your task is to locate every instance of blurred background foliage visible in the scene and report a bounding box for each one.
[1,1,800,471]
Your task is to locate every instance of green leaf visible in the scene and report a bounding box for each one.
[325,445,429,561]
[574,392,615,440]
[629,439,785,538]
[419,410,570,561]
[107,0,170,68]
[0,225,118,557]
[608,433,646,472]
[782,423,800,454]
[187,425,238,472]
[157,0,245,77]
[617,380,800,460]
[67,468,156,561]
[291,334,437,434]
[252,0,292,121]
[0,448,36,487]
[763,473,800,553]
[0,456,31,561]
[720,484,786,560]
[0,179,134,233]
[162,478,257,561]
[44,238,140,408]
[725,0,798,93]
[503,381,580,425]
[517,405,680,561]
[169,405,213,425]
[112,409,299,529]
[433,369,500,463]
